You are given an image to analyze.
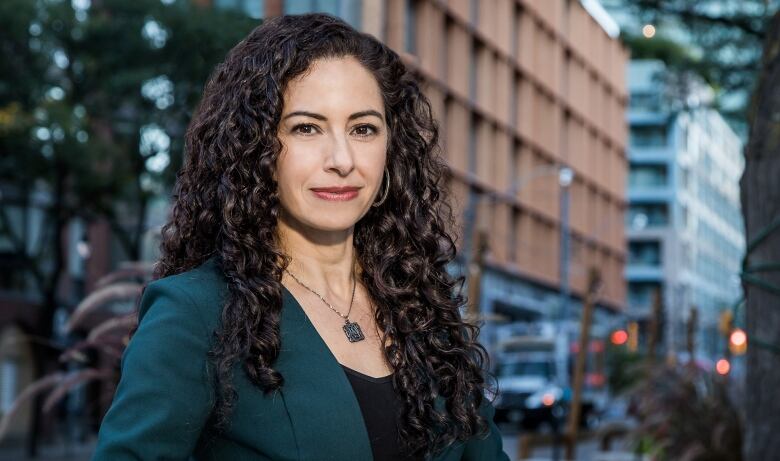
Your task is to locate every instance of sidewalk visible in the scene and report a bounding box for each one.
[501,430,649,461]
[0,438,95,461]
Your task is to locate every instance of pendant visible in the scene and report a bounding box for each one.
[343,319,365,342]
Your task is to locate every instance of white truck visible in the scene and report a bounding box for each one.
[491,322,607,430]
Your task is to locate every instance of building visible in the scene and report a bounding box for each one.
[222,0,630,348]
[625,60,744,362]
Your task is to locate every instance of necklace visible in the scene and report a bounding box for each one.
[284,266,366,343]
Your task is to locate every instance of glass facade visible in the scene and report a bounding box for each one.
[625,61,745,362]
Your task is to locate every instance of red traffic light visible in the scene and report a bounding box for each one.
[611,330,628,345]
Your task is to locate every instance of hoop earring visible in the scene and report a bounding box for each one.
[372,168,390,207]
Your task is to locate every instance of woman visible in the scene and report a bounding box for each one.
[93,12,509,461]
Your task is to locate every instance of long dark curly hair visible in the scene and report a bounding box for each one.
[148,12,495,460]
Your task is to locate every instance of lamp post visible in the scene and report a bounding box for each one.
[557,166,574,387]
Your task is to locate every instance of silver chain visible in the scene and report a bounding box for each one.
[284,266,356,322]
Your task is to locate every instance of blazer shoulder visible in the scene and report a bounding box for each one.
[142,256,229,331]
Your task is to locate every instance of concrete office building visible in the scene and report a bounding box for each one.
[214,0,630,337]
[625,60,744,361]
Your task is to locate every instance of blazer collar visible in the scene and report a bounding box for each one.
[275,285,375,460]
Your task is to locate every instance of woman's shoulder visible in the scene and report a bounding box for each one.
[149,255,227,294]
[140,256,228,333]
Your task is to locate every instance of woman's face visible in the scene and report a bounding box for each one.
[275,56,388,234]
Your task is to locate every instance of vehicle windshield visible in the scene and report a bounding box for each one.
[498,361,553,378]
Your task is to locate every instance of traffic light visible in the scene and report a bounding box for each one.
[729,328,747,355]
[720,309,747,355]
[719,310,733,335]
[610,329,628,346]
[716,358,731,375]
[627,321,639,352]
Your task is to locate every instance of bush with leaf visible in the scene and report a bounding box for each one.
[627,362,743,461]
[0,262,153,442]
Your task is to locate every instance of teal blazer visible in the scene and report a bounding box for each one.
[92,257,510,461]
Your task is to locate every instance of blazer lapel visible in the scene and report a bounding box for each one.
[275,286,374,460]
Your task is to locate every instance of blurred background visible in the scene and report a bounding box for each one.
[1,0,777,460]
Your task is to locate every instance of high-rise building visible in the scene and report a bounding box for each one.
[227,1,630,334]
[625,60,744,361]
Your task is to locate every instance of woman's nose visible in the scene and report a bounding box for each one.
[324,132,355,175]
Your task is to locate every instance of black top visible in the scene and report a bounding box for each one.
[340,364,418,461]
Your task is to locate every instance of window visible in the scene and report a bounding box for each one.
[629,163,668,187]
[1,359,19,414]
[468,114,479,173]
[678,124,688,151]
[215,0,264,18]
[509,208,520,263]
[680,167,690,190]
[511,3,520,59]
[629,92,661,112]
[626,203,669,228]
[498,361,554,379]
[628,240,661,266]
[469,39,482,102]
[701,151,713,173]
[628,281,661,309]
[405,0,418,54]
[630,124,668,148]
[284,0,361,29]
[0,252,29,292]
[470,0,479,25]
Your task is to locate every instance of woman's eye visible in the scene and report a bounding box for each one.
[293,124,319,136]
[353,124,378,137]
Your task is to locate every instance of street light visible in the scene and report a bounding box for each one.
[557,166,574,387]
[558,166,574,187]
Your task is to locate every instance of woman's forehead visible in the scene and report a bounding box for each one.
[282,57,385,118]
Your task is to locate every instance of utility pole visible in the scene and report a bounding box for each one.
[565,267,602,461]
[647,286,663,362]
[686,306,698,364]
[466,229,488,320]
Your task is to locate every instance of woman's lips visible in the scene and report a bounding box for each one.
[310,188,360,201]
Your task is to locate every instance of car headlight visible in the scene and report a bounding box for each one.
[525,386,563,409]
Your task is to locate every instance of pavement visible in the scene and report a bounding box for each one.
[499,424,646,461]
[1,416,646,461]
[0,438,95,461]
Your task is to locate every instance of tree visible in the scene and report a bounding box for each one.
[0,0,258,454]
[602,1,780,458]
[740,12,780,459]
[603,0,777,135]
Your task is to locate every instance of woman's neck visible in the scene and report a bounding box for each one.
[276,217,360,302]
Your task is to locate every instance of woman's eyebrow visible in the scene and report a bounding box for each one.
[282,110,384,122]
